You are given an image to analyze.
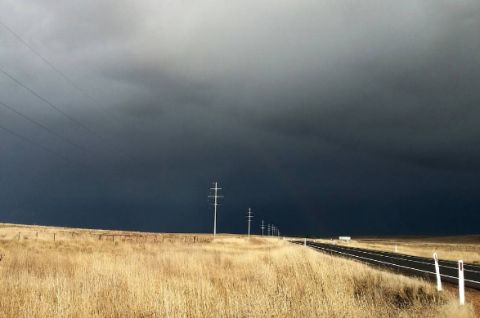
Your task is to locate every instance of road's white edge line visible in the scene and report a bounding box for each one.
[328,244,480,274]
[321,242,480,271]
[302,243,480,285]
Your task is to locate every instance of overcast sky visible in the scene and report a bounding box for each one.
[0,0,479,236]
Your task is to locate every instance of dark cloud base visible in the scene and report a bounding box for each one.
[0,0,479,236]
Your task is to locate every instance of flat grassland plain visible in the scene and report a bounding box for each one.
[0,224,475,318]
[324,236,480,264]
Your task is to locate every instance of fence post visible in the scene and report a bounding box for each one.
[458,260,465,305]
[433,253,442,291]
[53,233,56,242]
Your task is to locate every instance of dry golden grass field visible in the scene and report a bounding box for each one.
[0,224,475,317]
[320,236,480,264]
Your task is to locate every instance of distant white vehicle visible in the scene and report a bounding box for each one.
[338,236,351,241]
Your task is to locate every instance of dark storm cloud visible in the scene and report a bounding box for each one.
[0,0,479,235]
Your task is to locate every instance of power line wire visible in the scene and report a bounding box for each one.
[0,20,145,163]
[0,19,128,127]
[0,20,87,96]
[0,66,135,161]
[0,66,99,136]
[0,123,72,164]
[0,99,87,153]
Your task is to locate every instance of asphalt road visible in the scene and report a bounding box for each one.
[291,240,480,290]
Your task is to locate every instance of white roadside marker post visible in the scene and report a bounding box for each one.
[433,253,442,291]
[304,238,307,247]
[458,260,465,305]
